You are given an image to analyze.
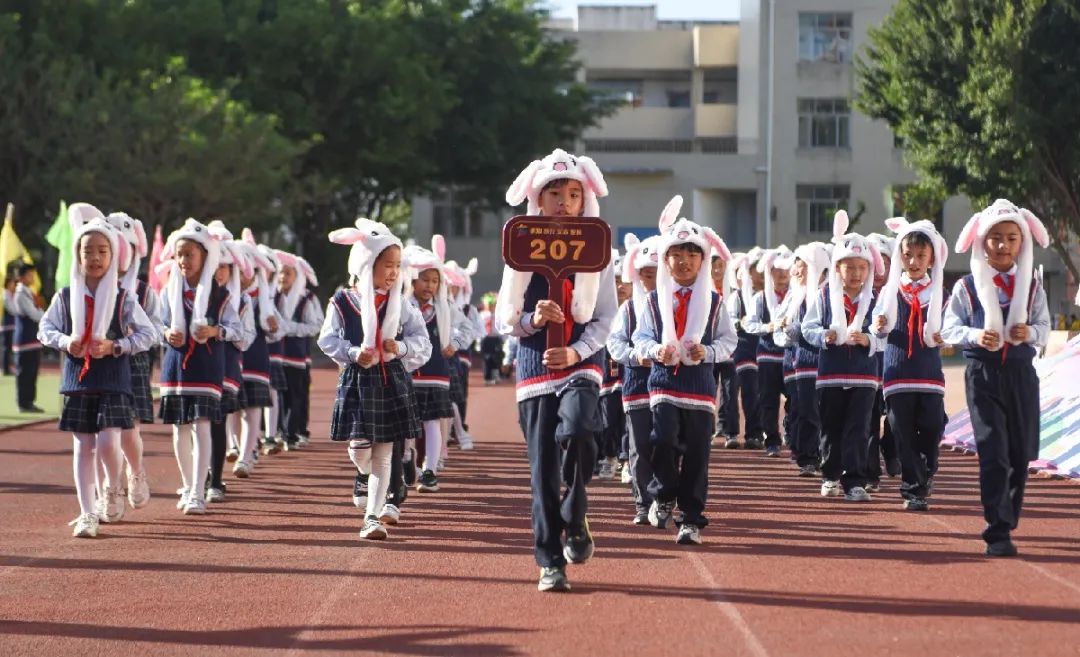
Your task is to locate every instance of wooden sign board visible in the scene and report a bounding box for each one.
[502,215,612,349]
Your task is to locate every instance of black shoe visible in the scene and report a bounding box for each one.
[986,539,1018,557]
[563,518,595,564]
[724,436,740,449]
[632,511,650,525]
[19,405,45,413]
[417,469,439,493]
[902,497,929,512]
[744,436,764,450]
[797,463,818,477]
[648,499,675,529]
[885,457,902,478]
[764,445,781,457]
[352,472,369,508]
[402,448,417,486]
[538,566,570,592]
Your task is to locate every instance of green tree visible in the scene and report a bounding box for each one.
[856,0,1080,282]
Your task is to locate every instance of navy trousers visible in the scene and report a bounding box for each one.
[714,361,737,437]
[886,392,945,500]
[597,392,625,460]
[648,403,713,528]
[757,360,785,448]
[819,386,875,492]
[626,407,654,514]
[867,389,899,482]
[793,376,821,467]
[15,349,40,409]
[728,367,762,440]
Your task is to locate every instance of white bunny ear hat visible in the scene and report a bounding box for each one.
[328,217,405,357]
[273,250,317,322]
[498,148,610,331]
[403,235,451,350]
[104,212,148,292]
[207,221,246,315]
[828,210,886,341]
[954,198,1049,348]
[872,217,949,344]
[162,218,221,343]
[865,233,896,267]
[776,242,831,346]
[444,257,479,306]
[756,245,794,320]
[621,233,662,310]
[69,218,128,349]
[653,194,732,365]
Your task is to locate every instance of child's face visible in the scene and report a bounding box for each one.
[639,266,657,293]
[175,239,206,284]
[240,271,255,289]
[710,257,727,290]
[412,268,441,302]
[749,267,765,291]
[837,258,869,293]
[18,271,33,285]
[448,284,461,298]
[900,241,934,280]
[984,221,1023,271]
[79,232,112,281]
[874,255,890,289]
[666,245,703,288]
[790,259,807,285]
[538,180,584,217]
[277,265,297,291]
[372,246,401,291]
[770,266,790,290]
[615,277,632,304]
[214,263,232,286]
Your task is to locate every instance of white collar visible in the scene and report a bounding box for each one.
[900,273,932,286]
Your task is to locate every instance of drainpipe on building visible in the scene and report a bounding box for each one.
[763,0,775,248]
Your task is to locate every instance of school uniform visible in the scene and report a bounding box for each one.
[479,309,504,383]
[128,279,163,423]
[727,291,763,443]
[942,270,1049,544]
[867,351,900,483]
[241,290,276,409]
[596,349,625,462]
[275,288,322,444]
[632,288,737,529]
[409,297,454,421]
[453,303,482,423]
[508,269,615,567]
[607,298,654,515]
[159,281,241,425]
[2,289,14,375]
[881,276,945,501]
[744,289,788,449]
[801,284,884,493]
[785,300,822,468]
[38,286,157,432]
[320,289,427,444]
[12,282,44,409]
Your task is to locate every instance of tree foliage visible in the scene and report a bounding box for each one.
[856,0,1080,281]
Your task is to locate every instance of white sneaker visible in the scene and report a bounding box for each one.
[437,457,447,471]
[225,447,240,463]
[598,460,614,480]
[458,434,474,450]
[176,487,191,510]
[95,494,110,523]
[206,487,226,503]
[620,462,632,485]
[232,461,251,478]
[299,434,310,446]
[69,513,99,538]
[359,516,388,540]
[104,486,125,523]
[379,504,401,525]
[820,480,842,497]
[183,498,207,515]
[845,486,872,502]
[127,470,150,509]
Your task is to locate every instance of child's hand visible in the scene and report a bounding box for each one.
[268,316,279,333]
[542,347,580,370]
[1009,324,1030,343]
[356,347,376,367]
[89,339,114,358]
[933,331,943,346]
[382,339,399,355]
[442,346,455,358]
[531,300,564,328]
[687,343,706,361]
[979,329,1001,349]
[742,315,752,327]
[849,332,870,347]
[656,344,677,365]
[67,339,86,358]
[874,315,887,332]
[637,357,653,367]
[824,330,838,345]
[165,329,185,347]
[194,325,219,341]
[764,322,774,333]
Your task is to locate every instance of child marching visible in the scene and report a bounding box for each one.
[744,246,793,457]
[273,251,323,450]
[726,249,765,449]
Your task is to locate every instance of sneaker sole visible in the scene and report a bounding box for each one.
[352,496,368,508]
[821,489,841,497]
[233,470,249,479]
[360,529,388,540]
[537,580,571,592]
[73,529,98,538]
[562,544,594,565]
[379,514,400,525]
[225,453,239,463]
[676,534,702,546]
[417,484,440,493]
[183,507,207,515]
[844,495,872,502]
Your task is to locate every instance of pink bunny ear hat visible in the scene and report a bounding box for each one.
[827,210,886,342]
[328,218,405,358]
[498,148,609,331]
[653,195,732,366]
[163,218,221,343]
[621,233,662,311]
[69,218,128,347]
[954,198,1049,347]
[232,235,277,333]
[776,242,831,346]
[444,257,479,305]
[104,212,148,292]
[207,221,247,315]
[272,249,318,323]
[872,217,949,345]
[403,235,451,350]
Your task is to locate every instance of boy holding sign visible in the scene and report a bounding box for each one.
[498,149,617,592]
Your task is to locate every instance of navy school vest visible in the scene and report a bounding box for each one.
[160,282,228,398]
[620,299,650,411]
[242,295,271,384]
[645,289,721,412]
[959,273,1038,364]
[732,291,759,371]
[815,284,880,390]
[278,289,315,368]
[58,286,132,396]
[414,302,450,386]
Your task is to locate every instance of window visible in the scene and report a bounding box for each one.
[799,13,853,63]
[587,79,644,107]
[797,185,850,234]
[431,191,486,238]
[798,98,850,148]
[667,90,691,108]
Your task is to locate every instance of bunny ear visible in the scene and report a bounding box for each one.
[658,195,684,231]
[506,160,543,206]
[578,156,609,198]
[884,216,908,234]
[206,219,233,240]
[704,227,731,261]
[869,243,886,276]
[623,233,639,250]
[432,234,446,262]
[465,257,478,275]
[955,212,981,253]
[1020,208,1050,248]
[833,210,850,239]
[300,258,318,286]
[115,235,130,272]
[133,220,148,257]
[154,259,173,278]
[328,227,365,245]
[241,227,258,246]
[937,236,949,265]
[622,243,640,281]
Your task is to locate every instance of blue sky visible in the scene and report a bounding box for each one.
[545,0,740,21]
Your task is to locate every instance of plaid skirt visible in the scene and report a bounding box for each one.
[330,361,421,443]
[220,388,245,415]
[130,351,155,423]
[59,393,136,434]
[270,361,288,391]
[243,379,274,408]
[159,394,222,425]
[447,359,466,408]
[413,383,453,421]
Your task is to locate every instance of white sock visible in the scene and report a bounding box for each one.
[121,426,144,475]
[365,443,393,519]
[240,407,262,463]
[451,403,469,439]
[173,424,193,489]
[226,412,241,451]
[266,394,280,440]
[73,433,97,516]
[191,419,211,502]
[422,420,441,473]
[97,428,122,490]
[348,440,372,474]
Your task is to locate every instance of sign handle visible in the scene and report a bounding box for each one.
[545,274,566,351]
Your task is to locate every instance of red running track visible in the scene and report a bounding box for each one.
[1,368,1079,656]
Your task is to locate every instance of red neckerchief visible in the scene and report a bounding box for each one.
[77,294,95,382]
[899,280,929,358]
[562,278,574,346]
[374,292,389,384]
[992,272,1015,363]
[843,294,859,325]
[776,289,787,304]
[674,288,691,339]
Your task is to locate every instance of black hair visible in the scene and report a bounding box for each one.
[667,242,705,257]
[16,262,36,277]
[900,231,934,251]
[539,178,586,216]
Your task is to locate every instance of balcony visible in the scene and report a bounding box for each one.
[693,25,739,68]
[573,31,694,71]
[694,103,737,138]
[585,106,694,140]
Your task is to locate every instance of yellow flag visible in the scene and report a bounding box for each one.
[1,203,43,318]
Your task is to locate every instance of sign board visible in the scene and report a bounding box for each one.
[502,215,612,349]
